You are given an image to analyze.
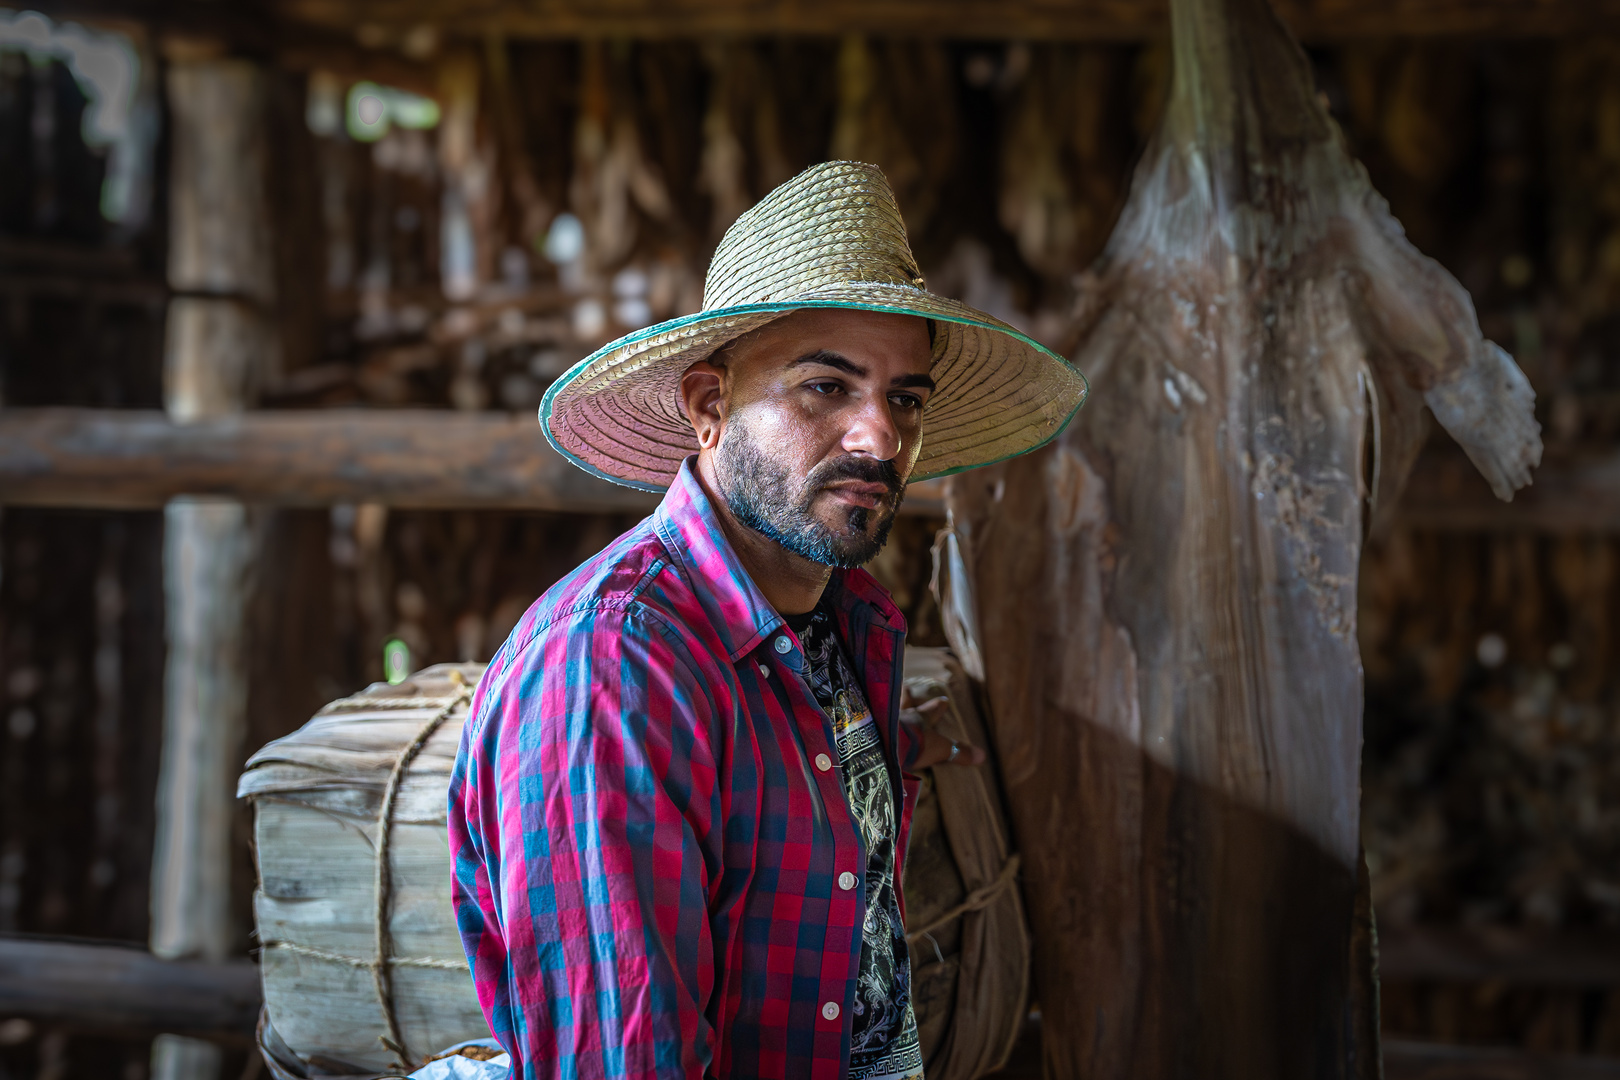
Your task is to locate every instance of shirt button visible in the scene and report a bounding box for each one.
[838,871,857,891]
[774,636,792,654]
[821,1001,840,1021]
[757,663,769,677]
[814,753,833,772]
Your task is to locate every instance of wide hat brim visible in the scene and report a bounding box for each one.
[541,281,1089,492]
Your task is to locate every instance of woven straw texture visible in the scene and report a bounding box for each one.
[542,161,1088,491]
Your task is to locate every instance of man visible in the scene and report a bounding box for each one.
[449,161,1087,1080]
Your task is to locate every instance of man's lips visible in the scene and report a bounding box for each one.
[820,481,898,510]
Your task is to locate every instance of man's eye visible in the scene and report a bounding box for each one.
[890,393,922,410]
[808,381,843,396]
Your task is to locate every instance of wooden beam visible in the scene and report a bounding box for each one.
[42,0,1620,43]
[0,239,167,307]
[265,0,1620,42]
[996,1025,1620,1080]
[0,275,167,307]
[31,0,439,96]
[1382,1039,1620,1080]
[1396,445,1620,533]
[1378,925,1620,987]
[0,936,260,1039]
[0,407,951,515]
[19,408,1620,529]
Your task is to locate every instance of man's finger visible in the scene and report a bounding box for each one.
[914,728,986,769]
[950,741,987,767]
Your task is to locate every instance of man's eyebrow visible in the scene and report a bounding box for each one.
[786,349,866,377]
[787,350,934,390]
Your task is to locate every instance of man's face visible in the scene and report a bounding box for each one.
[690,309,934,568]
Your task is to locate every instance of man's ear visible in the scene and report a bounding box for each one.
[680,360,727,450]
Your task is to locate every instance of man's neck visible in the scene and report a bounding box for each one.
[695,453,832,617]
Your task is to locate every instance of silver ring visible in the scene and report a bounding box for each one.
[946,741,960,763]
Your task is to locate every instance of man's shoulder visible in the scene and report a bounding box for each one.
[534,519,670,620]
[479,517,717,688]
[460,517,739,743]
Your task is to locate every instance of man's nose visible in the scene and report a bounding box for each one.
[840,394,902,461]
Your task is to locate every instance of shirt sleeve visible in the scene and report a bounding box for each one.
[449,602,726,1080]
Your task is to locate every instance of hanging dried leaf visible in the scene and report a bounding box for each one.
[630,42,707,247]
[947,0,1542,1075]
[507,40,581,248]
[831,36,957,244]
[1549,42,1620,334]
[758,40,840,190]
[568,42,675,273]
[482,34,554,252]
[436,50,502,294]
[1336,42,1474,255]
[699,42,754,241]
[998,46,1128,278]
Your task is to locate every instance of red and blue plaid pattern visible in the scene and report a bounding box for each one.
[449,458,920,1079]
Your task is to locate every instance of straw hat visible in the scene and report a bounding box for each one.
[540,160,1089,491]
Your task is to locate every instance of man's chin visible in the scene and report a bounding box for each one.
[813,505,897,566]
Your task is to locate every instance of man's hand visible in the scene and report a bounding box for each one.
[901,690,986,769]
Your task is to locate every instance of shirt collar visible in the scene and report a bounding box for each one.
[652,457,903,661]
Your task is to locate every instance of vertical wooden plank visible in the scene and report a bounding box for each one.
[150,54,276,1080]
[151,502,254,960]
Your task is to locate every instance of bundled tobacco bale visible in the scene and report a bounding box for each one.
[900,646,1031,1080]
[242,653,1024,1078]
[239,663,489,1078]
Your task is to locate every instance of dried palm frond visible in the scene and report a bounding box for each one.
[568,41,675,273]
[948,0,1541,1072]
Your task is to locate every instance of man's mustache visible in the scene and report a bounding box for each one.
[808,456,906,500]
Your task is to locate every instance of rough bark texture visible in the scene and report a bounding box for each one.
[943,0,1542,1076]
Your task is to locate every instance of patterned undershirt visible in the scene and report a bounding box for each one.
[784,604,924,1080]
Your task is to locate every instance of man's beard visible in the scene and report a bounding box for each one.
[715,419,905,569]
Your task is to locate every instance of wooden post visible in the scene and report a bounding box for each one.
[149,53,275,1080]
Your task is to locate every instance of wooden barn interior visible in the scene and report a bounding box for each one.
[2,0,1620,1077]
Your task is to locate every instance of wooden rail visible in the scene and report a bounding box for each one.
[1397,445,1620,534]
[0,936,260,1039]
[1383,1040,1620,1080]
[38,0,1620,56]
[1378,925,1620,987]
[6,408,1620,530]
[0,926,1613,1055]
[0,408,950,515]
[270,0,1620,42]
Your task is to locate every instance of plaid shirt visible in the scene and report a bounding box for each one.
[449,458,921,1080]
